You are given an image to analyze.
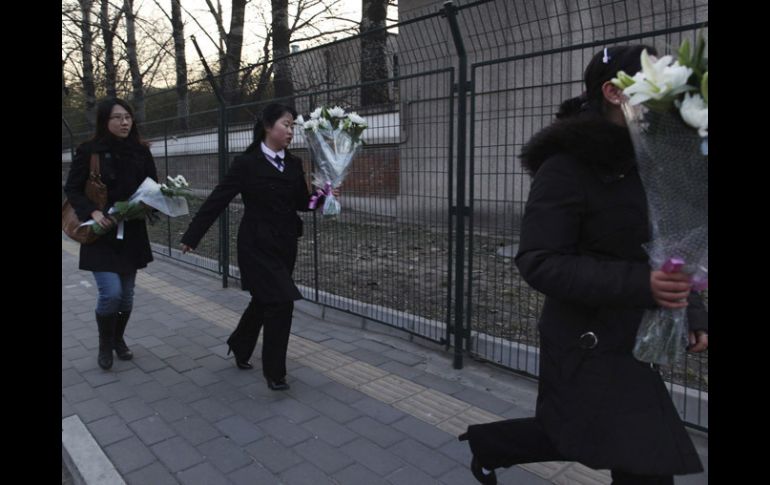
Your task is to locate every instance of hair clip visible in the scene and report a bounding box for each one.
[602,48,610,64]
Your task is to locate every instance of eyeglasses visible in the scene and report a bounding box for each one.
[109,114,133,122]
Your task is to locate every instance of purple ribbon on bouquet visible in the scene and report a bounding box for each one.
[661,257,685,273]
[661,257,708,292]
[309,181,332,211]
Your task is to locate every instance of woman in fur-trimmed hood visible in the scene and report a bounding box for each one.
[459,46,708,485]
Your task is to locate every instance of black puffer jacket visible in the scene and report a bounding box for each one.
[514,114,705,475]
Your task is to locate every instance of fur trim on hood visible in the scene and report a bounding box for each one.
[520,114,635,178]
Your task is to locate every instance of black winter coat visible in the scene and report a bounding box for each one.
[515,114,706,475]
[63,137,157,273]
[180,149,313,302]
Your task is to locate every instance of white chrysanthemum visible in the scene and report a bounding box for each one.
[310,107,322,120]
[677,93,708,137]
[328,106,345,118]
[295,115,305,125]
[318,118,332,130]
[347,112,367,126]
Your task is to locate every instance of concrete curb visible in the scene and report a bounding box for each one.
[62,415,126,485]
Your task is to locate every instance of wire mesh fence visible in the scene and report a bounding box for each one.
[62,0,708,429]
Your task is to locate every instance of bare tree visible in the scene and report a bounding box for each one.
[360,0,389,107]
[271,0,293,104]
[241,9,273,102]
[79,0,97,127]
[99,0,127,98]
[288,0,358,46]
[62,58,70,100]
[124,0,146,120]
[159,0,190,128]
[197,0,247,105]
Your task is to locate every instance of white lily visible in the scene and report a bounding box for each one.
[676,93,708,137]
[623,50,693,105]
[328,106,345,118]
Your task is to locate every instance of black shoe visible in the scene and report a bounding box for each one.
[266,377,290,391]
[470,456,497,485]
[227,346,253,369]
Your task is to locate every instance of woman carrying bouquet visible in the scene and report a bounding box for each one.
[180,103,335,391]
[63,98,158,370]
[459,46,708,484]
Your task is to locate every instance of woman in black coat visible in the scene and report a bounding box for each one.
[459,46,708,485]
[63,98,158,370]
[180,103,334,391]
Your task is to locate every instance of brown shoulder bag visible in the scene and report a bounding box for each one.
[62,153,107,244]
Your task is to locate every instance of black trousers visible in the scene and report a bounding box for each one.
[226,296,294,380]
[463,418,674,485]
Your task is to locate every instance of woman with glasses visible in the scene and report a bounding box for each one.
[63,98,158,370]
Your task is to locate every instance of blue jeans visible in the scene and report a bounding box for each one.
[92,271,137,315]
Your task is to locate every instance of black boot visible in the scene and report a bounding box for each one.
[114,311,134,360]
[459,432,497,485]
[95,312,116,370]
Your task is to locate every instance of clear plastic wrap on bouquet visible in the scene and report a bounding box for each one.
[300,106,367,216]
[83,176,192,240]
[128,177,190,217]
[305,127,361,216]
[622,103,708,366]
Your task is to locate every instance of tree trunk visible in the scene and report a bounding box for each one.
[272,0,294,106]
[100,0,117,98]
[221,0,246,106]
[79,0,97,128]
[361,0,389,108]
[124,0,145,121]
[171,0,189,128]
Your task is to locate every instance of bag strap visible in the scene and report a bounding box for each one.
[89,152,101,180]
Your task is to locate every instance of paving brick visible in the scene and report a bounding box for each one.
[197,437,253,473]
[129,415,176,445]
[176,462,230,485]
[151,436,205,473]
[124,461,179,485]
[340,438,405,476]
[214,415,263,446]
[104,437,157,475]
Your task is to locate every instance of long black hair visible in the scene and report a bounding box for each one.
[245,103,298,154]
[91,97,146,145]
[556,45,657,119]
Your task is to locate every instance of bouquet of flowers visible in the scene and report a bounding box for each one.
[85,175,194,239]
[612,35,708,366]
[297,106,367,216]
